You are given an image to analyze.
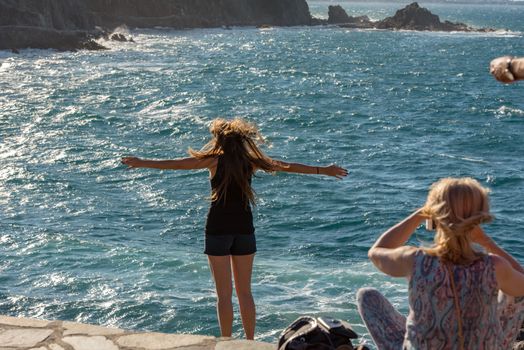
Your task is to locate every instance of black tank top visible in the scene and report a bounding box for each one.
[205,156,255,235]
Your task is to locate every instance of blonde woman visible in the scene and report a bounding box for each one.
[358,177,524,349]
[122,118,347,340]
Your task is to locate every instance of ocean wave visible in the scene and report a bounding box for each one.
[391,28,522,37]
[437,153,489,164]
[495,105,524,118]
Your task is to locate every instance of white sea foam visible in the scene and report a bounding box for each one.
[496,105,524,118]
[437,153,489,164]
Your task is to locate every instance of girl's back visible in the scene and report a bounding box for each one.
[206,155,254,236]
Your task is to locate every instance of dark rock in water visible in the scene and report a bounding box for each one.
[80,39,108,51]
[375,2,478,31]
[0,26,106,51]
[331,2,493,32]
[328,5,352,24]
[110,33,129,42]
[328,5,371,28]
[310,17,327,26]
[376,2,441,30]
[11,48,20,54]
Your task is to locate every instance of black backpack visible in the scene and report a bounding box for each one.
[277,316,370,350]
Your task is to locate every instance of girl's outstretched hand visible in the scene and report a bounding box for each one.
[121,156,142,168]
[322,164,348,179]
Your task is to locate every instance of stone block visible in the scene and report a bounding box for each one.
[216,340,274,350]
[0,329,53,347]
[62,321,125,336]
[0,315,50,328]
[63,335,119,350]
[49,344,66,350]
[116,333,215,349]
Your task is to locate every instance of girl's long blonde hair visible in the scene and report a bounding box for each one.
[421,177,493,265]
[189,118,274,206]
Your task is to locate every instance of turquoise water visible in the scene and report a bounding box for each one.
[1,2,523,347]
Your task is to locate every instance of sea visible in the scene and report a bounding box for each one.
[1,1,523,347]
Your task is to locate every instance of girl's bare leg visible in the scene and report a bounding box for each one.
[208,255,233,337]
[231,253,256,340]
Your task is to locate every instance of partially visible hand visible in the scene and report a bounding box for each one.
[490,56,515,84]
[322,164,348,179]
[121,156,142,168]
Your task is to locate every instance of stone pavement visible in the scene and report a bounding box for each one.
[0,315,274,350]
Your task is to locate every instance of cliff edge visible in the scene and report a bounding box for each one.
[0,0,312,51]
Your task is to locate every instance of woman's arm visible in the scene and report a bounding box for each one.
[470,226,524,296]
[271,159,348,179]
[492,256,524,297]
[368,209,425,277]
[490,56,524,83]
[470,226,524,274]
[121,156,216,170]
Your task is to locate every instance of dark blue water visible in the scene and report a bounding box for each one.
[1,2,523,347]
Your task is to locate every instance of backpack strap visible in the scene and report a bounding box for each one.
[278,316,318,350]
[280,317,335,350]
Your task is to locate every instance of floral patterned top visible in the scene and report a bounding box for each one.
[404,250,502,349]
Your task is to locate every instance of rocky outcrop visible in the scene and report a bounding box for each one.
[327,5,371,27]
[336,2,493,32]
[328,5,352,24]
[0,1,495,51]
[0,0,104,50]
[376,2,473,31]
[0,26,106,51]
[0,0,312,51]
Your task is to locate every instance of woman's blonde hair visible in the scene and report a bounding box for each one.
[421,177,493,265]
[189,118,274,206]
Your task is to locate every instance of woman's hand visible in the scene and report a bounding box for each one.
[321,164,348,179]
[490,56,515,83]
[121,156,143,168]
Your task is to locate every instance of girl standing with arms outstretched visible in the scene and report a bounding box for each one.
[122,118,348,340]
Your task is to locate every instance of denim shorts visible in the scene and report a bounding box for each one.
[204,234,257,256]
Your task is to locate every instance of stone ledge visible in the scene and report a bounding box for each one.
[0,315,274,350]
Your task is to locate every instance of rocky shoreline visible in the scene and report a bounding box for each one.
[327,2,495,32]
[0,314,522,349]
[0,314,273,350]
[0,0,312,51]
[0,1,496,52]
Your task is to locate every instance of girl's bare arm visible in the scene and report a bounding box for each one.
[121,156,216,170]
[368,209,425,277]
[271,159,348,179]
